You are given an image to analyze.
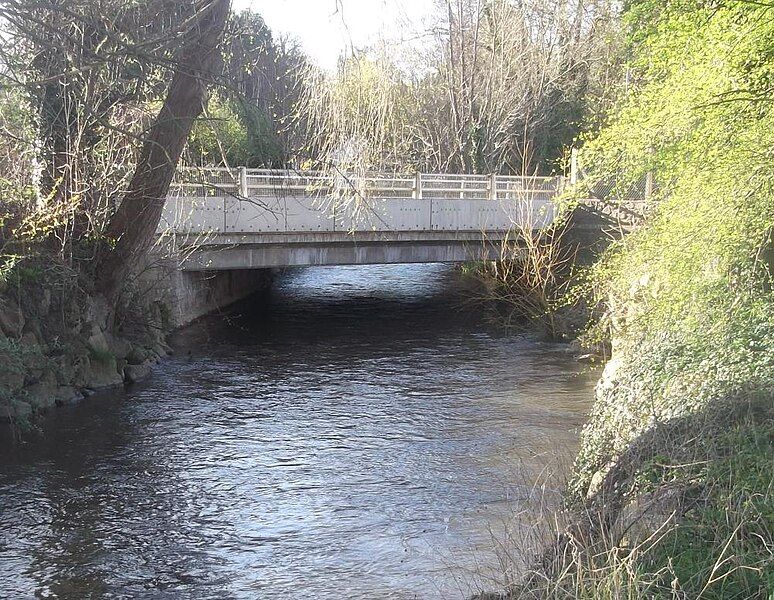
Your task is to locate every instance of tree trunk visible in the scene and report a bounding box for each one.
[96,0,230,302]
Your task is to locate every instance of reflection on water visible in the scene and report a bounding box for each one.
[0,264,596,599]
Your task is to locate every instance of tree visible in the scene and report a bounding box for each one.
[430,0,620,174]
[301,55,417,173]
[96,0,231,302]
[0,1,205,249]
[187,11,309,168]
[296,0,620,176]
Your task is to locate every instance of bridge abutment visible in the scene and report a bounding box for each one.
[140,258,273,328]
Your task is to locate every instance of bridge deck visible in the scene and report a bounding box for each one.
[161,169,564,270]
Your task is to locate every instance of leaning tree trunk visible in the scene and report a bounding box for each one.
[96,0,230,302]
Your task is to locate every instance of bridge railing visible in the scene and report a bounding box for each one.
[162,168,563,237]
[168,168,564,202]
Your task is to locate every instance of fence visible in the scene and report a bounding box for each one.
[570,147,654,202]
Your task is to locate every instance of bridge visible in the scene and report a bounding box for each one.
[154,167,645,325]
[161,168,565,270]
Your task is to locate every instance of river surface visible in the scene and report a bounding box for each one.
[0,264,596,599]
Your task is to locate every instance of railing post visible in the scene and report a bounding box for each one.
[414,172,422,199]
[570,147,578,185]
[238,166,248,197]
[645,170,653,201]
[489,173,497,200]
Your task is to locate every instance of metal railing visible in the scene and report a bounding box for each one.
[168,167,565,201]
[161,165,648,239]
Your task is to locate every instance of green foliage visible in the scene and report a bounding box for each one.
[564,2,774,594]
[0,335,55,406]
[187,96,248,166]
[0,254,21,287]
[574,0,773,466]
[86,343,115,366]
[240,102,285,167]
[0,337,27,389]
[0,255,46,292]
[582,0,773,328]
[562,412,774,600]
[0,87,40,239]
[184,8,305,169]
[187,95,285,167]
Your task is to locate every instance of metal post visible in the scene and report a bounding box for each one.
[489,173,497,200]
[570,147,578,185]
[238,166,248,197]
[644,145,655,201]
[645,171,653,201]
[414,172,422,199]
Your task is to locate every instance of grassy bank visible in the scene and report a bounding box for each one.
[478,1,773,597]
[570,0,773,506]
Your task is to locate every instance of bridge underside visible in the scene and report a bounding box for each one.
[177,231,522,271]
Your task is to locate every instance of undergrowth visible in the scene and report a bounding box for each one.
[473,2,774,598]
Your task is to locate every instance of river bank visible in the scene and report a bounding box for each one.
[485,344,772,600]
[0,257,274,426]
[0,276,170,425]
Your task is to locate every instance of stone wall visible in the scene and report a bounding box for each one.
[0,259,273,424]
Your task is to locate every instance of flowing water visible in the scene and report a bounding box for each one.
[0,264,596,599]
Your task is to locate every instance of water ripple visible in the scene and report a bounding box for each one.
[0,264,596,599]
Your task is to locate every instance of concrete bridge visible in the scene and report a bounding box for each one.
[160,168,564,270]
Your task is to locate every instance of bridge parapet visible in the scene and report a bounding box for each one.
[161,169,563,238]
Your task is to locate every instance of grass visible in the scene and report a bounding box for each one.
[638,418,774,599]
[471,396,773,600]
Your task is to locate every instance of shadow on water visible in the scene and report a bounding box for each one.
[0,264,598,599]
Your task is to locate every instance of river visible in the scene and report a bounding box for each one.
[0,264,596,599]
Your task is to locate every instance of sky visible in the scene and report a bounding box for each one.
[231,0,437,71]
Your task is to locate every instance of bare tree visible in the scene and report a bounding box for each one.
[430,0,619,174]
[0,0,233,303]
[295,0,620,177]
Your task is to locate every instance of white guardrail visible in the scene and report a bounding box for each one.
[161,168,564,235]
[168,167,565,200]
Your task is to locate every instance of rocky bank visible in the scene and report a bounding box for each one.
[0,281,171,424]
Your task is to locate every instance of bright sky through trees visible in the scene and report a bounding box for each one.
[231,0,435,70]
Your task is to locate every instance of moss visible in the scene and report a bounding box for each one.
[155,300,172,331]
[0,338,26,391]
[86,345,115,365]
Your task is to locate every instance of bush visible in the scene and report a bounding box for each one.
[527,3,774,598]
